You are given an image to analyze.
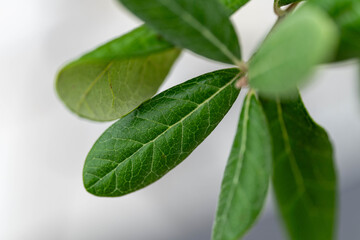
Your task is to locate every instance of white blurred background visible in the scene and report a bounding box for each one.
[1,0,360,239]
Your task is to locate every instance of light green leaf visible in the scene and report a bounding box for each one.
[56,25,180,121]
[212,91,271,240]
[117,0,242,64]
[83,69,242,197]
[260,93,337,240]
[248,4,338,97]
[311,0,360,61]
[220,0,251,14]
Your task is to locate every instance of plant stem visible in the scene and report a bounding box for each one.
[236,60,249,73]
[274,1,300,18]
[274,0,287,17]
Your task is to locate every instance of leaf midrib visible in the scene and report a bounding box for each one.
[86,73,242,190]
[275,99,316,213]
[75,53,163,120]
[215,91,252,239]
[156,0,240,64]
[76,62,114,112]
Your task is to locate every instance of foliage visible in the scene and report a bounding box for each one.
[260,93,337,240]
[56,0,360,239]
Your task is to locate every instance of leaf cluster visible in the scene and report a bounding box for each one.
[56,0,360,239]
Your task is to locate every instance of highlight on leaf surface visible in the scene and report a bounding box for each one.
[212,91,271,240]
[117,0,242,64]
[83,69,242,197]
[260,93,337,240]
[56,25,180,121]
[248,4,339,97]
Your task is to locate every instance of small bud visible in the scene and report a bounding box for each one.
[235,76,248,89]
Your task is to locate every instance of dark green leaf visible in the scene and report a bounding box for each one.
[117,0,242,64]
[220,0,251,14]
[260,93,337,240]
[83,69,242,197]
[310,0,360,61]
[56,25,180,121]
[212,91,271,240]
[278,0,302,7]
[249,4,338,97]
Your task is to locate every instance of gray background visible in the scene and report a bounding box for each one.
[1,0,359,239]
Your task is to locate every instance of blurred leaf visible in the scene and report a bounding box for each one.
[212,91,271,240]
[83,69,242,197]
[260,93,337,240]
[56,26,180,121]
[117,0,241,64]
[311,0,360,61]
[220,0,251,14]
[56,0,246,122]
[248,4,338,97]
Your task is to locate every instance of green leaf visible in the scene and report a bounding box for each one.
[212,91,271,240]
[260,93,337,240]
[310,0,360,61]
[56,25,180,121]
[117,0,242,64]
[220,0,251,14]
[248,4,338,97]
[278,0,302,7]
[83,69,242,197]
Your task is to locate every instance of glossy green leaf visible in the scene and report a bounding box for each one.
[248,4,338,97]
[212,91,271,240]
[311,0,360,61]
[56,25,180,121]
[117,0,241,64]
[83,69,242,197]
[260,93,337,240]
[220,0,251,14]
